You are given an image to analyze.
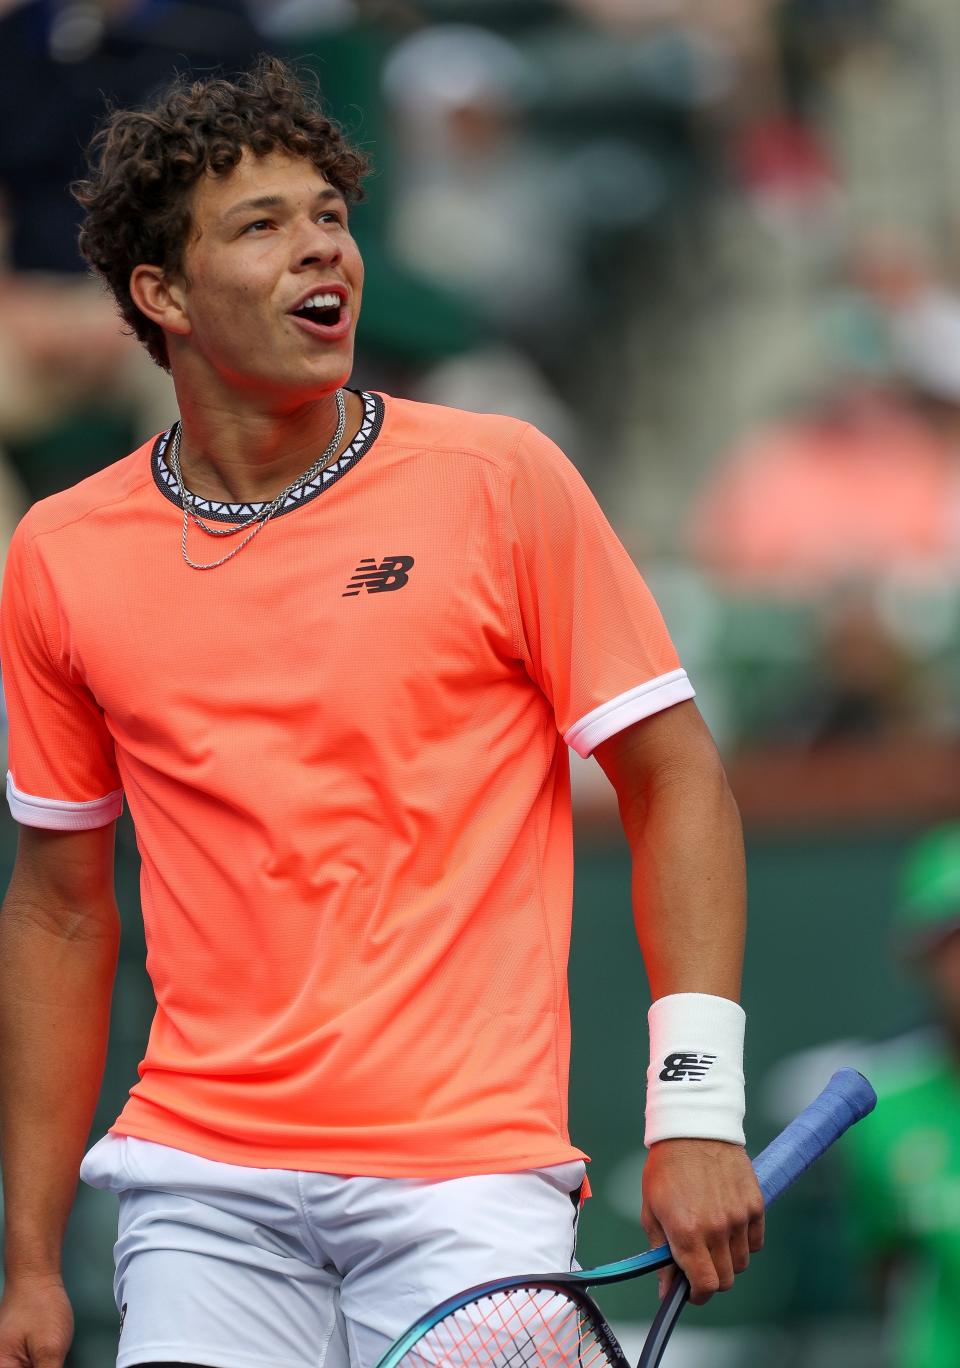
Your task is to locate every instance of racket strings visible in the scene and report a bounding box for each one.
[399,1287,620,1366]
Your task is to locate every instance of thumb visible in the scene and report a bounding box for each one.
[641,1207,673,1302]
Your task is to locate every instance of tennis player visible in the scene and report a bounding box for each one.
[0,57,762,1368]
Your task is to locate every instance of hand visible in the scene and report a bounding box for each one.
[641,1137,764,1305]
[0,1273,74,1367]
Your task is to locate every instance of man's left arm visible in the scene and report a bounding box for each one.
[594,698,765,1305]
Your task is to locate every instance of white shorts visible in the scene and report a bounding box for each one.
[79,1134,586,1368]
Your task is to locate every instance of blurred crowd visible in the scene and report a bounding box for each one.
[5,0,960,762]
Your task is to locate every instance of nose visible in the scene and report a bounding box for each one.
[293,216,342,271]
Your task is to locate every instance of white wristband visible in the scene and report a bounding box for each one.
[645,992,746,1146]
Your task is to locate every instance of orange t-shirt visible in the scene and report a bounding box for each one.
[1,391,693,1175]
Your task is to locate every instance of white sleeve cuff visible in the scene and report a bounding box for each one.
[7,772,123,830]
[564,669,695,758]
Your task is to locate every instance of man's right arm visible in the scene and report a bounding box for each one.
[0,822,119,1364]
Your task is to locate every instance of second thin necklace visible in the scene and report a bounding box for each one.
[170,387,347,570]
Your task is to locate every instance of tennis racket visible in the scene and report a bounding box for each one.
[373,1067,876,1368]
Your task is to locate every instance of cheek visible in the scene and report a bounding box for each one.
[198,282,264,334]
[347,244,365,289]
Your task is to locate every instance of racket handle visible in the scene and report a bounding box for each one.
[636,1068,876,1368]
[752,1067,877,1208]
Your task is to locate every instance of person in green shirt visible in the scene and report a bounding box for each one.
[845,824,960,1368]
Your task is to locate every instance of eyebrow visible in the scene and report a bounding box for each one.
[222,187,346,223]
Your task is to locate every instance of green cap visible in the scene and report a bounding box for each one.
[898,825,960,950]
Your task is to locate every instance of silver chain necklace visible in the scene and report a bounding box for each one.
[169,387,347,570]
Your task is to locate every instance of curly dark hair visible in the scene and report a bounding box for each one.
[72,55,371,369]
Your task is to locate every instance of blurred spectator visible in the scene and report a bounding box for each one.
[0,0,263,273]
[250,0,358,37]
[411,344,581,459]
[844,824,960,1368]
[0,0,265,504]
[681,225,960,747]
[380,22,586,459]
[732,114,838,231]
[687,383,960,593]
[383,24,580,354]
[770,582,941,745]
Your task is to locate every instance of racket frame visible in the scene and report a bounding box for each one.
[376,1250,674,1368]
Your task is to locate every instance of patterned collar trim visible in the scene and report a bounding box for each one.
[151,390,383,523]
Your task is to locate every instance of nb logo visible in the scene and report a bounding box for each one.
[343,555,415,597]
[659,1052,717,1082]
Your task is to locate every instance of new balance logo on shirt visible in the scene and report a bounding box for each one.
[343,556,415,596]
[659,1052,717,1082]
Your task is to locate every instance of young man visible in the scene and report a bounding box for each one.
[0,57,762,1368]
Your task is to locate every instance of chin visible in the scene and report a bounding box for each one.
[260,363,352,400]
[299,351,354,390]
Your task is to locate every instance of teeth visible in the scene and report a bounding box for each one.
[302,292,341,310]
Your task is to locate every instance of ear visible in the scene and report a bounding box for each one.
[130,264,191,340]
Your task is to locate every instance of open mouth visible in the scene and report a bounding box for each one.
[291,290,345,329]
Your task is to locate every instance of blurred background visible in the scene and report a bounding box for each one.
[4,0,960,1363]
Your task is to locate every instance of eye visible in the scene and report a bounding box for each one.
[318,210,345,226]
[241,219,272,234]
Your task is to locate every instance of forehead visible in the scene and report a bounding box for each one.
[190,147,335,225]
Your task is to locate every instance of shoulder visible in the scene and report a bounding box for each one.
[14,437,158,549]
[375,391,553,476]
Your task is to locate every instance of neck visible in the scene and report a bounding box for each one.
[172,387,362,505]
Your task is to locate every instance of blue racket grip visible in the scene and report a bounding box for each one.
[752,1068,876,1208]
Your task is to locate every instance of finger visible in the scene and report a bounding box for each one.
[706,1233,736,1295]
[674,1244,720,1306]
[729,1220,751,1276]
[748,1208,765,1253]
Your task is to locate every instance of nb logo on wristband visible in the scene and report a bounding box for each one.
[659,1052,717,1082]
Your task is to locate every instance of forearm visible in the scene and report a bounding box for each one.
[0,895,118,1281]
[596,704,761,1303]
[625,751,746,1002]
[596,701,746,1002]
[602,706,747,1149]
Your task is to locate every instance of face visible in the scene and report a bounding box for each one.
[164,148,364,405]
